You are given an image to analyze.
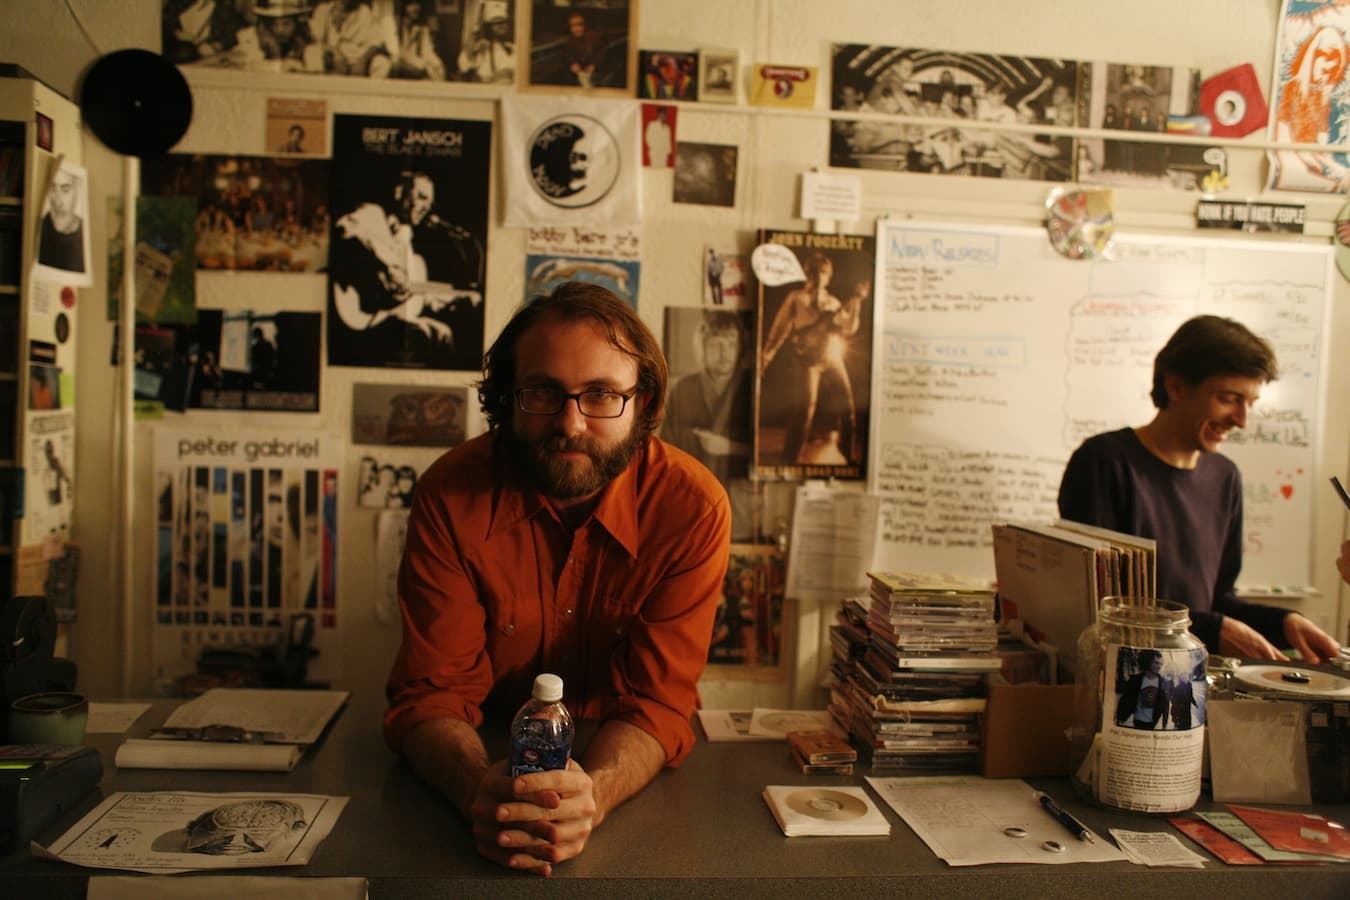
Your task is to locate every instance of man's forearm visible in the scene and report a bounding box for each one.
[580,719,668,827]
[401,717,492,820]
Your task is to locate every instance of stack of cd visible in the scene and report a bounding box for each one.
[826,571,997,775]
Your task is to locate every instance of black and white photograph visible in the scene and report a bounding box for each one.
[662,306,757,542]
[326,113,490,370]
[699,47,738,104]
[163,0,472,82]
[829,44,1079,181]
[140,153,331,273]
[754,229,874,481]
[522,0,634,93]
[357,455,419,509]
[455,0,517,84]
[351,382,467,446]
[34,157,93,286]
[673,142,737,207]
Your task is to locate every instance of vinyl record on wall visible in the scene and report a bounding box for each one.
[79,49,192,157]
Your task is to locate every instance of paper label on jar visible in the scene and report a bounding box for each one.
[1094,644,1208,813]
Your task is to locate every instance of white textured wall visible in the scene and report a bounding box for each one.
[0,0,1344,711]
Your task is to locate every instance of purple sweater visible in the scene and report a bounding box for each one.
[1056,427,1288,651]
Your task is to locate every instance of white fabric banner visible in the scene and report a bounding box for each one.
[500,94,642,226]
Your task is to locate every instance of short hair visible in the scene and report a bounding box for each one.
[478,281,668,438]
[1137,649,1162,668]
[698,309,743,338]
[1150,315,1278,408]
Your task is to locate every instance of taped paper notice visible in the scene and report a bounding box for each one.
[800,171,862,222]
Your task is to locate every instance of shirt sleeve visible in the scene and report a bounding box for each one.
[382,474,495,753]
[603,493,731,767]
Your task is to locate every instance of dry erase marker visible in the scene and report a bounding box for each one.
[1033,790,1095,844]
[1332,476,1350,512]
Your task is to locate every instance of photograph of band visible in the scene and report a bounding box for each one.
[162,0,516,83]
[326,114,490,370]
[139,153,331,273]
[754,230,874,481]
[830,45,1079,180]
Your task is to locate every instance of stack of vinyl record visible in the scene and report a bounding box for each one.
[826,571,998,775]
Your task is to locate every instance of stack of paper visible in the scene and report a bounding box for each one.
[762,785,890,837]
[1179,806,1350,864]
[115,689,349,773]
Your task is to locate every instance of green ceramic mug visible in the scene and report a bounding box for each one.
[9,691,89,745]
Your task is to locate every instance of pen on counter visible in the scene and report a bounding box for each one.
[1332,476,1350,512]
[1033,790,1095,844]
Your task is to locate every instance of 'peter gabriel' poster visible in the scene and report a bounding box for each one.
[327,114,490,371]
[153,428,342,683]
[754,230,875,482]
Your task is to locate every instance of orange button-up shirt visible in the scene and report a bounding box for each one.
[384,431,731,767]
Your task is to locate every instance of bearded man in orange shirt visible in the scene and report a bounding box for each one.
[385,281,731,876]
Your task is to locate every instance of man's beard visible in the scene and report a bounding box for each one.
[505,425,645,500]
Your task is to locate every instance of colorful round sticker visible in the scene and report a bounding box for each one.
[1044,187,1115,260]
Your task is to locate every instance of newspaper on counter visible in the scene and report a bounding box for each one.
[35,791,348,874]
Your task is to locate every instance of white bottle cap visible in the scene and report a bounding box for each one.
[533,673,564,702]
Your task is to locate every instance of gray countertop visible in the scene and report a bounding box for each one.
[3,695,1348,898]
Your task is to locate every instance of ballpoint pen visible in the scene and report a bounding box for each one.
[1033,790,1095,844]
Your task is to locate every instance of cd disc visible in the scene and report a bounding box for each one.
[1232,664,1350,699]
[784,789,868,821]
[79,49,193,157]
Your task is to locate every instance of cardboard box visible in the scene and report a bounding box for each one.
[978,680,1076,777]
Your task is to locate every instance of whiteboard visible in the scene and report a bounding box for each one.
[866,219,1332,589]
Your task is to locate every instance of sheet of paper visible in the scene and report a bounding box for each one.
[37,791,348,874]
[88,875,367,900]
[1193,811,1345,863]
[86,702,152,734]
[160,689,349,744]
[865,776,1126,866]
[785,485,878,604]
[1109,829,1207,867]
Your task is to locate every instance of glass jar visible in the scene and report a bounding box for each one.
[1068,599,1208,813]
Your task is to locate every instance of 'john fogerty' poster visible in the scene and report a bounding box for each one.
[326,114,491,370]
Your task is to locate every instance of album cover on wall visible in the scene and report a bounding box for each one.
[326,114,490,371]
[754,229,874,481]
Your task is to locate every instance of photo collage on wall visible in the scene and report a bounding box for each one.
[326,113,491,371]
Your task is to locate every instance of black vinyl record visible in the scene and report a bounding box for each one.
[80,49,192,157]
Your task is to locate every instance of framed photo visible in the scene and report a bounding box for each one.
[521,0,637,95]
[699,47,738,103]
[638,50,699,101]
[704,543,789,681]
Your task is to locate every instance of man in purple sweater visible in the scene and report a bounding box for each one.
[1058,315,1340,663]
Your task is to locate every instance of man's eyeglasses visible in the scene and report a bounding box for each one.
[515,386,639,418]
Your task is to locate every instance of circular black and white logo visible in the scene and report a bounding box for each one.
[527,114,619,209]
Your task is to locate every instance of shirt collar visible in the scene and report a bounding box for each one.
[485,433,643,558]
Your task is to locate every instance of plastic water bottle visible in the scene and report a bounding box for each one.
[509,673,574,777]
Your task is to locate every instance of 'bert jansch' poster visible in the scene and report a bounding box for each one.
[326,114,491,371]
